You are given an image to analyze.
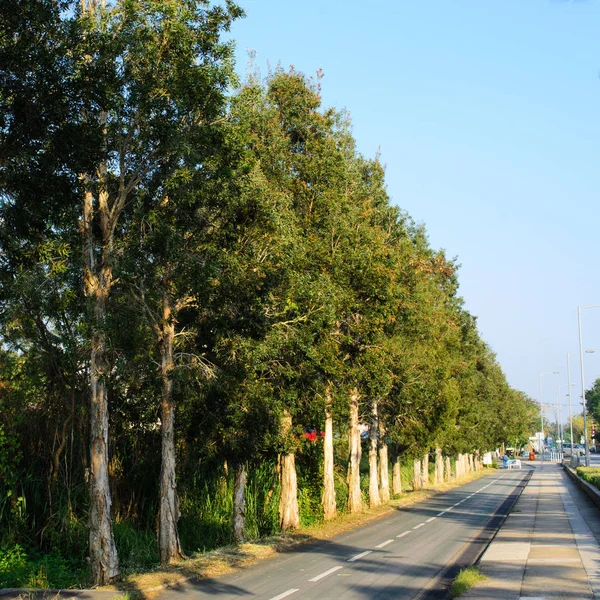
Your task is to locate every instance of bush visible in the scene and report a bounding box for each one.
[0,544,86,589]
[577,467,600,490]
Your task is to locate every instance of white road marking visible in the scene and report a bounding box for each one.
[397,531,411,538]
[308,566,343,582]
[348,550,372,562]
[437,511,446,517]
[413,523,425,530]
[425,517,436,523]
[269,589,299,600]
[375,539,394,548]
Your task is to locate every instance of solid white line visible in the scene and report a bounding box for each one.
[397,531,412,538]
[375,539,394,548]
[269,589,299,600]
[425,517,436,523]
[348,550,372,562]
[437,511,446,517]
[308,565,343,582]
[413,523,425,530]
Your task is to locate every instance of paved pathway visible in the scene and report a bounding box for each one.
[464,462,600,600]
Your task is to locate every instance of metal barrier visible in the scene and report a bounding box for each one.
[546,451,563,463]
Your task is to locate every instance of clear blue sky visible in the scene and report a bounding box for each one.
[229,0,600,424]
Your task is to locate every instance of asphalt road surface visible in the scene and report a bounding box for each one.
[160,468,531,600]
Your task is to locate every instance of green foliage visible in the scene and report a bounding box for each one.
[450,566,486,598]
[0,544,86,589]
[576,467,600,490]
[0,1,537,584]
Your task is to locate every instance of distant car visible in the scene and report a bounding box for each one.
[564,443,585,457]
[520,450,529,458]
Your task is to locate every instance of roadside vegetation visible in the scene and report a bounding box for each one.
[576,467,600,490]
[449,566,487,598]
[0,0,539,589]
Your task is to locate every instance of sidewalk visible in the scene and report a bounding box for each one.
[464,462,600,600]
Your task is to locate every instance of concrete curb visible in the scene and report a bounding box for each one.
[562,463,600,510]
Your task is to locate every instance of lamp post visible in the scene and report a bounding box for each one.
[557,383,573,452]
[568,353,574,450]
[539,371,559,464]
[578,304,600,467]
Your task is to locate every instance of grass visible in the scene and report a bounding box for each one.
[1,455,491,596]
[449,566,486,598]
[101,467,491,599]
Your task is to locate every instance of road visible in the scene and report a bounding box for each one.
[160,468,531,600]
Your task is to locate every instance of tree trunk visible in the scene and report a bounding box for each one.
[422,452,430,489]
[83,179,119,585]
[378,421,390,504]
[468,454,474,473]
[322,387,336,521]
[158,293,183,564]
[456,454,463,479]
[279,411,299,530]
[434,446,443,485]
[347,389,362,513]
[444,456,452,482]
[412,458,422,491]
[232,461,247,545]
[392,453,402,495]
[368,400,380,508]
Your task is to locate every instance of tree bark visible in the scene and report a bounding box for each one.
[434,446,443,485]
[456,454,463,479]
[347,389,362,513]
[444,455,452,482]
[378,421,390,504]
[368,400,380,508]
[232,461,247,545]
[158,293,183,564]
[322,387,336,521]
[412,458,422,491]
[422,452,430,489]
[392,454,402,495]
[279,411,299,530]
[83,172,119,584]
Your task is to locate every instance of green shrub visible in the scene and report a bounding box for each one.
[0,543,28,587]
[0,544,86,589]
[577,467,600,490]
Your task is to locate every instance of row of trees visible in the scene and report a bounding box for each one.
[0,0,538,586]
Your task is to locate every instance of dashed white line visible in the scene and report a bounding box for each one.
[375,539,394,548]
[413,523,425,530]
[308,566,343,582]
[437,511,446,517]
[425,517,436,523]
[269,589,299,600]
[348,550,372,562]
[397,531,412,538]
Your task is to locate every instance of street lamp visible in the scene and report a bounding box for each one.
[567,353,575,452]
[578,304,600,467]
[539,370,559,464]
[557,383,574,452]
